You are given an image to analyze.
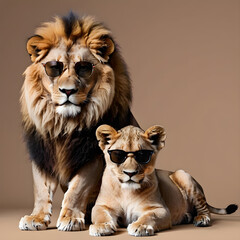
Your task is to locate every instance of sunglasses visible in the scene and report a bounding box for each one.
[42,61,95,78]
[107,149,154,165]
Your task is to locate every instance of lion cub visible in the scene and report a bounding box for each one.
[89,125,238,237]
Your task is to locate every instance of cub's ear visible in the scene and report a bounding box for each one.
[26,35,49,62]
[144,125,166,150]
[96,124,118,150]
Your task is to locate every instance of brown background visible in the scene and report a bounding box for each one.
[0,0,239,217]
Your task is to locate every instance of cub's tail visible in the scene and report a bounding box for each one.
[207,204,238,215]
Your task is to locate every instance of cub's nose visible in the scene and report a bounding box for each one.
[123,170,138,178]
[59,88,78,96]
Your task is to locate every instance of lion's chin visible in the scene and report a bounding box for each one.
[56,104,81,117]
[121,181,141,190]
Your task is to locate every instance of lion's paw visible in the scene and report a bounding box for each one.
[57,214,85,231]
[89,222,116,236]
[19,214,50,231]
[193,215,211,227]
[127,222,154,236]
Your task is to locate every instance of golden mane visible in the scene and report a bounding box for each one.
[20,15,132,138]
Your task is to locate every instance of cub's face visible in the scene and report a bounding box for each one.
[96,125,166,189]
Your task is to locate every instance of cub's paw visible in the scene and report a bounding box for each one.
[19,214,50,231]
[127,222,154,236]
[57,210,85,231]
[89,222,117,236]
[193,215,211,227]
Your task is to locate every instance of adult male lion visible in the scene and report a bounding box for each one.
[19,13,137,231]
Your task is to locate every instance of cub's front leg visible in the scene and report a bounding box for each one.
[19,162,58,230]
[127,207,172,237]
[89,205,117,236]
[57,158,104,231]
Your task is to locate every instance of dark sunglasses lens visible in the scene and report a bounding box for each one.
[135,150,153,164]
[109,150,126,164]
[44,61,63,77]
[75,61,93,78]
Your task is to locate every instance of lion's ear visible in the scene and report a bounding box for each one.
[96,124,118,150]
[97,35,114,60]
[26,35,49,62]
[144,125,166,150]
[90,35,115,62]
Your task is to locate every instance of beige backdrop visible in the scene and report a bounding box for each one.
[0,0,239,214]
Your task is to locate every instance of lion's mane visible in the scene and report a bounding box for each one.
[20,13,133,183]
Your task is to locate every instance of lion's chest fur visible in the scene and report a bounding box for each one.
[24,108,134,184]
[24,126,102,183]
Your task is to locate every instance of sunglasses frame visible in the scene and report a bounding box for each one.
[42,60,95,79]
[107,149,154,165]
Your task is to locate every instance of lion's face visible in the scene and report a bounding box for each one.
[96,125,166,190]
[40,44,104,117]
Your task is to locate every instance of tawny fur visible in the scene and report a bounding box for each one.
[90,125,237,236]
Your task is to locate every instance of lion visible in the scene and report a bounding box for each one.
[89,125,238,236]
[19,13,138,231]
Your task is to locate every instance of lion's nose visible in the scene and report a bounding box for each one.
[59,88,78,96]
[123,170,138,178]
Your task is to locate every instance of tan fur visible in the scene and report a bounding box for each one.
[90,125,171,236]
[90,125,222,236]
[19,14,135,231]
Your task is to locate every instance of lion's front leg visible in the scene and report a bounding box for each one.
[56,176,86,231]
[19,162,58,230]
[127,207,172,236]
[57,158,104,231]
